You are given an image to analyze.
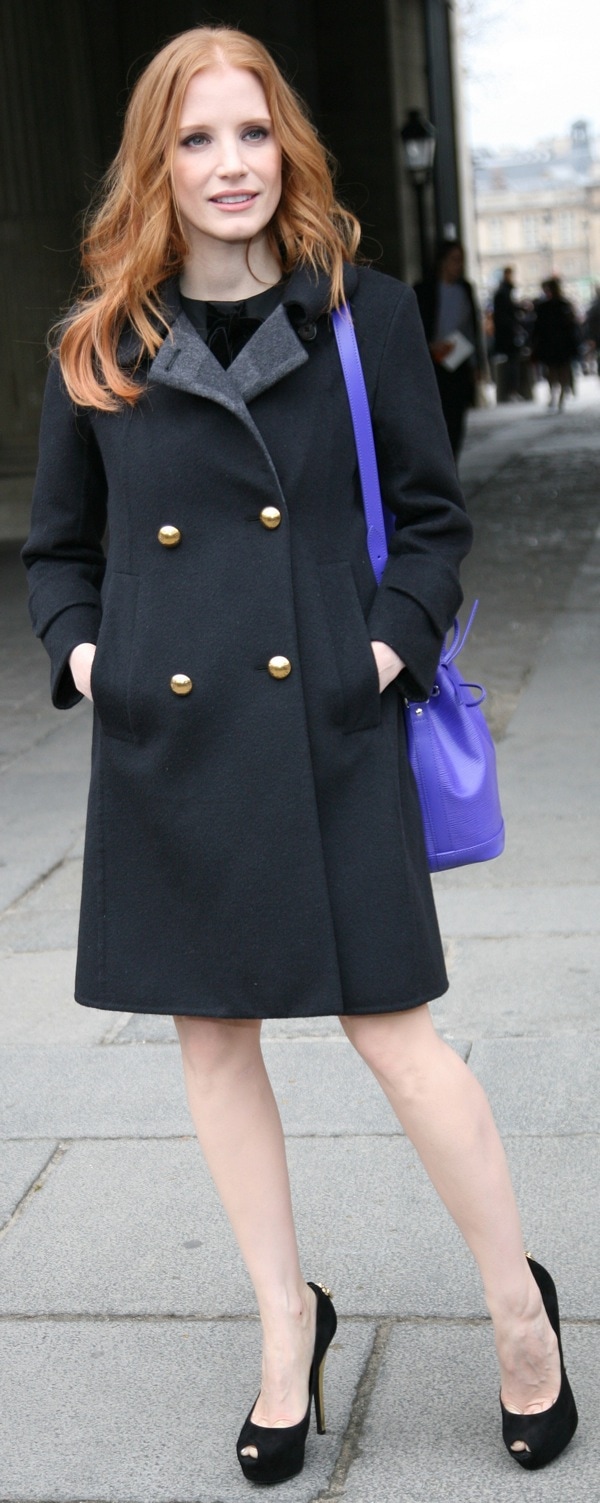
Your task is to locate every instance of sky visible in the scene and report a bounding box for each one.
[459,0,599,152]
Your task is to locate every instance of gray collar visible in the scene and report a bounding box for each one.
[148,302,308,411]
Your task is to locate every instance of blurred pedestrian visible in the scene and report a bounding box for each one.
[532,277,580,410]
[414,239,485,458]
[583,286,600,373]
[493,266,523,400]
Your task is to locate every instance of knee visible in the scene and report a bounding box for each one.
[340,1009,442,1100]
[173,1015,262,1081]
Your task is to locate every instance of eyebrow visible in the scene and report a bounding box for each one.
[178,116,272,133]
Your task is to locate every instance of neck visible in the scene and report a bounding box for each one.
[179,230,282,302]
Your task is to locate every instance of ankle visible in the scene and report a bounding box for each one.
[259,1279,314,1331]
[485,1261,541,1327]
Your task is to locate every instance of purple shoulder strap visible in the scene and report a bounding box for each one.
[331,306,391,584]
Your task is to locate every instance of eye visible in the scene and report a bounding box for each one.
[180,132,210,148]
[243,127,269,142]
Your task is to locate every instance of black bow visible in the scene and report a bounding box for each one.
[206,304,263,369]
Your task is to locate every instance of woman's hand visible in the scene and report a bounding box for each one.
[430,338,454,365]
[371,640,404,693]
[69,642,97,702]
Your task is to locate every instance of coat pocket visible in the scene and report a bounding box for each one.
[318,562,382,732]
[90,572,140,742]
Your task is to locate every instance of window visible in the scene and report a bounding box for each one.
[558,213,575,246]
[489,217,504,252]
[523,215,536,248]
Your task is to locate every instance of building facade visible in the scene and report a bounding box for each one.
[473,122,600,309]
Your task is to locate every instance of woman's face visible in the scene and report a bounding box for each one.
[442,247,464,283]
[172,65,282,251]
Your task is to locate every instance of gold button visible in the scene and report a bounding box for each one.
[158,525,181,547]
[268,656,291,679]
[259,506,282,530]
[170,674,193,695]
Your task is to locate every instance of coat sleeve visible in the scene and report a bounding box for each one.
[21,358,107,709]
[366,285,473,699]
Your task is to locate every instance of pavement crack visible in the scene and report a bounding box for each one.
[0,1141,70,1240]
[312,1317,392,1501]
[0,853,72,920]
[100,1011,134,1044]
[0,1311,594,1326]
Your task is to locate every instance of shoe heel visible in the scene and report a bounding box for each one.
[314,1354,327,1434]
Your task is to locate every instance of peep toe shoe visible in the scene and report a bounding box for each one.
[500,1255,578,1469]
[237,1281,337,1486]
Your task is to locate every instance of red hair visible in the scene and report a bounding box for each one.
[57,26,361,410]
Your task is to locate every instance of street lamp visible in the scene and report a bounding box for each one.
[400,109,437,276]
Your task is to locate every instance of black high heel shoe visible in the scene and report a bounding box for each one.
[236,1280,337,1486]
[500,1255,578,1470]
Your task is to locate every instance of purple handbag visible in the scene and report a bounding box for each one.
[332,306,505,872]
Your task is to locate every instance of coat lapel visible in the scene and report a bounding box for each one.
[148,311,245,418]
[147,306,301,500]
[229,305,309,401]
[148,302,308,412]
[146,263,361,408]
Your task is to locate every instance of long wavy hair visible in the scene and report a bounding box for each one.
[57,26,361,410]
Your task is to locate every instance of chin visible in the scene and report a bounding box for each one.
[216,220,270,242]
[214,224,265,243]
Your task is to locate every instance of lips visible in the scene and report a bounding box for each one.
[210,192,258,205]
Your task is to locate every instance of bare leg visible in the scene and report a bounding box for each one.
[340,1006,560,1439]
[173,1015,316,1457]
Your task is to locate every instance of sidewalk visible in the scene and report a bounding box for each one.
[1,381,599,1502]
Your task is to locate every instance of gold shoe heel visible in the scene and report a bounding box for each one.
[314,1354,327,1434]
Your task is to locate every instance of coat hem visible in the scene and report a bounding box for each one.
[74,979,449,1019]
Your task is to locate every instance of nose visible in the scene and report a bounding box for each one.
[215,134,248,177]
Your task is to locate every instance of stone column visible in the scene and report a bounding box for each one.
[0,0,103,471]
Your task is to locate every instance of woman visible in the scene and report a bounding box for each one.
[414,239,485,458]
[23,27,577,1487]
[532,276,580,410]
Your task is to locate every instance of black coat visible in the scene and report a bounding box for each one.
[532,297,579,366]
[493,280,521,356]
[413,276,485,370]
[23,264,472,1019]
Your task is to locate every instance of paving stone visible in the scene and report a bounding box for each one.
[0,1137,596,1318]
[0,719,89,911]
[0,1042,191,1139]
[7,859,83,913]
[0,1316,373,1502]
[433,886,600,937]
[0,906,80,952]
[113,1012,179,1043]
[341,1322,595,1503]
[0,1140,56,1229]
[433,816,600,889]
[0,817,87,918]
[0,1038,467,1140]
[469,1036,600,1134]
[431,935,600,1038]
[263,1015,344,1038]
[0,952,115,1045]
[114,1012,342,1043]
